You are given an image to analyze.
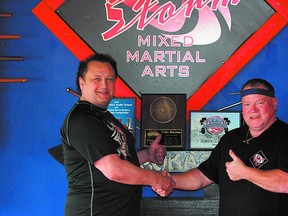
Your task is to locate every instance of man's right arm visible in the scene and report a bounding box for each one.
[94,154,175,196]
[171,168,213,191]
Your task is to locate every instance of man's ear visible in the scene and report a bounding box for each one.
[79,77,84,90]
[273,98,278,111]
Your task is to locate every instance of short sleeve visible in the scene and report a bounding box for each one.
[67,108,118,164]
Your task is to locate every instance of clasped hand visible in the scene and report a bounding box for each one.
[152,170,175,197]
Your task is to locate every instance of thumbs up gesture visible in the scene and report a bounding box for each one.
[225,149,246,181]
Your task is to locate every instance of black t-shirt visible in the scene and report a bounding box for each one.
[198,119,288,216]
[61,101,142,216]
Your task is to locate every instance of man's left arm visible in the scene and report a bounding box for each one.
[226,149,288,193]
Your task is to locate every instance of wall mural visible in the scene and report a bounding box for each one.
[33,0,288,198]
[33,0,288,120]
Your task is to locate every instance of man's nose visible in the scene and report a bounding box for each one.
[251,104,259,111]
[99,79,108,87]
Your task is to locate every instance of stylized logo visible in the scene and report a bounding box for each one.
[102,0,240,45]
[249,150,268,169]
[200,116,230,135]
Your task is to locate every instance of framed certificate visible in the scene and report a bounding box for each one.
[189,111,242,150]
[108,97,136,135]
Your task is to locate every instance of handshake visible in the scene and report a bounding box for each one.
[152,171,176,197]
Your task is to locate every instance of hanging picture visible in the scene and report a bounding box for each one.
[189,111,242,150]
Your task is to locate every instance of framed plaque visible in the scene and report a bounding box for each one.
[108,97,136,135]
[141,94,186,150]
[189,111,241,150]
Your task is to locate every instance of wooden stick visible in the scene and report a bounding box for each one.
[0,56,24,61]
[0,13,13,18]
[0,35,20,39]
[0,78,27,83]
[66,88,80,98]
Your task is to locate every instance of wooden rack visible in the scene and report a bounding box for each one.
[0,13,13,18]
[0,56,24,61]
[0,78,27,83]
[0,12,27,83]
[0,35,21,39]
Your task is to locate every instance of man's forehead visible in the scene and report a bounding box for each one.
[87,61,115,74]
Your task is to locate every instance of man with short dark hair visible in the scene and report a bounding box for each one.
[61,53,174,216]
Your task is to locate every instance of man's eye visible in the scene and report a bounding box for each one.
[256,101,264,105]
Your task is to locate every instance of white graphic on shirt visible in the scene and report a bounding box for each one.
[249,150,268,169]
[107,121,130,158]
